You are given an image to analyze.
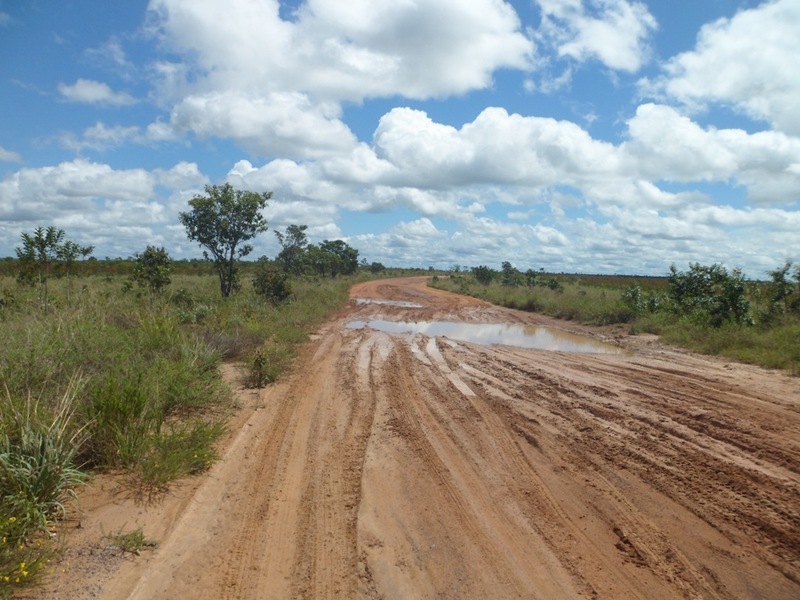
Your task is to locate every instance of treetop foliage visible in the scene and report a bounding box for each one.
[273,225,359,279]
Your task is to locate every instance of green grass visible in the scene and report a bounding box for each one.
[437,275,636,325]
[0,268,360,597]
[660,320,800,374]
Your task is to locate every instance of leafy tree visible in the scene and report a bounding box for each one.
[369,261,386,273]
[322,240,359,277]
[767,261,799,314]
[501,261,523,287]
[472,265,495,285]
[274,224,308,275]
[524,269,538,288]
[306,240,358,277]
[132,246,172,294]
[15,226,65,307]
[15,226,94,309]
[179,184,271,298]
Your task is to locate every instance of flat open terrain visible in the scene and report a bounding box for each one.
[35,277,800,599]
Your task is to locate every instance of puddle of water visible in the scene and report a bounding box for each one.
[353,298,423,309]
[346,319,624,354]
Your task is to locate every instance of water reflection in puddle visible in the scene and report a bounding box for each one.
[346,319,624,354]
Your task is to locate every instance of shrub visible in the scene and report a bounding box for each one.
[668,263,751,326]
[131,246,172,294]
[253,265,292,305]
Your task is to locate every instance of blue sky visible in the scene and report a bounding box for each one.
[1,0,798,277]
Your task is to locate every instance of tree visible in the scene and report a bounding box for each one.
[15,227,93,309]
[501,261,523,287]
[58,239,94,304]
[274,224,308,275]
[302,240,359,278]
[472,265,495,285]
[322,240,359,277]
[767,261,800,315]
[179,184,271,298]
[132,246,172,294]
[15,226,64,306]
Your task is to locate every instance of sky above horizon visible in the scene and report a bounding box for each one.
[1,0,798,277]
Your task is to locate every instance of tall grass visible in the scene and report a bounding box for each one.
[1,381,87,596]
[0,269,359,596]
[438,276,636,325]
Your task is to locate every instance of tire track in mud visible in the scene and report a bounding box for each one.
[354,334,586,599]
[417,340,718,599]
[289,333,380,599]
[440,341,800,597]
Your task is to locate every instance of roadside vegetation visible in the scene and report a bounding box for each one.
[0,184,373,598]
[431,261,800,374]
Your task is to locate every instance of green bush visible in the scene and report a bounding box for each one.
[131,246,172,294]
[253,265,293,305]
[667,263,751,326]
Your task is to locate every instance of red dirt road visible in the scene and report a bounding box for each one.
[37,277,800,599]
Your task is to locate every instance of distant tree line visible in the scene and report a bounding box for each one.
[7,184,364,306]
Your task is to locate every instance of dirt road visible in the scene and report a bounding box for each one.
[43,277,800,599]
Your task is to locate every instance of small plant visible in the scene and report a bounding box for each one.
[0,382,88,529]
[103,526,157,556]
[0,514,55,598]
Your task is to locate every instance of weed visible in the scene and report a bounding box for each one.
[103,526,157,555]
[130,419,225,498]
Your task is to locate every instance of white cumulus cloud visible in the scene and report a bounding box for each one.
[622,103,800,204]
[535,0,657,72]
[58,79,137,106]
[647,0,800,134]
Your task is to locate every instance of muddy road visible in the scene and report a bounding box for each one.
[47,277,800,599]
